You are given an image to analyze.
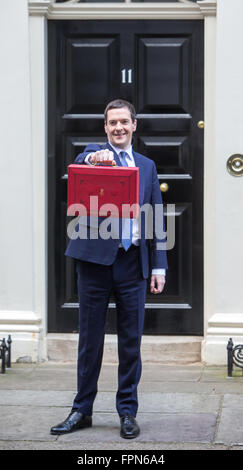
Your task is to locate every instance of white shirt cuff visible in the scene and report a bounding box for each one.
[84,153,94,164]
[151,269,166,276]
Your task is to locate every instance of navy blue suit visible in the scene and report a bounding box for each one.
[65,142,167,417]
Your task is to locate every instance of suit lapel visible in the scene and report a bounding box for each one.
[133,151,145,205]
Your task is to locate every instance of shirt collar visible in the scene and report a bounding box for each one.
[108,142,133,160]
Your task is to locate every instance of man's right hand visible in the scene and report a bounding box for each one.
[89,149,115,166]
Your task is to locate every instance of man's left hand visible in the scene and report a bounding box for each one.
[150,274,165,294]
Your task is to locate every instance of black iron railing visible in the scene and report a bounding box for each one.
[227,338,243,377]
[0,335,12,374]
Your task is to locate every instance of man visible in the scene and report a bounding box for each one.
[50,99,168,439]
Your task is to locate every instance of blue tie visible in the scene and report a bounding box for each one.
[119,151,129,167]
[119,151,133,251]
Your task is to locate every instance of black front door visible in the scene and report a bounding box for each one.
[48,20,204,335]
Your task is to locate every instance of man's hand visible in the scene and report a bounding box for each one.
[150,274,165,294]
[89,149,115,165]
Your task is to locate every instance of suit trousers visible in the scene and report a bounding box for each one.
[72,245,147,417]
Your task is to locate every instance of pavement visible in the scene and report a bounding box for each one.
[1,360,243,450]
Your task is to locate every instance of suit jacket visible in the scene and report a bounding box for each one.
[65,142,168,279]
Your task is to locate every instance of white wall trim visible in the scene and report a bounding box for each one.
[0,310,42,362]
[28,13,48,361]
[202,314,243,365]
[0,311,41,332]
[203,12,216,343]
[28,0,216,20]
[197,1,217,16]
[28,1,49,16]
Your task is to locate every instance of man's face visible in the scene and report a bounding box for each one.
[104,107,137,149]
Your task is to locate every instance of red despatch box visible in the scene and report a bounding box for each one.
[67,164,139,218]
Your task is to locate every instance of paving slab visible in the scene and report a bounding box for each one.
[137,392,220,414]
[221,394,243,409]
[0,390,220,415]
[138,381,243,394]
[137,413,217,444]
[200,367,243,385]
[93,392,220,414]
[0,364,77,391]
[0,390,76,407]
[2,363,240,390]
[139,364,203,383]
[214,394,243,446]
[0,405,68,441]
[216,409,243,446]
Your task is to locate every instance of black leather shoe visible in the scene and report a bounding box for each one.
[120,414,140,439]
[50,411,92,435]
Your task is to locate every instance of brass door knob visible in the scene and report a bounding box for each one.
[160,182,169,192]
[197,120,205,129]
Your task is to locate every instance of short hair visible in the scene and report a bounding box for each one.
[104,99,136,123]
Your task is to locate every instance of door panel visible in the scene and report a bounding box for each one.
[64,37,120,114]
[138,136,191,175]
[48,19,204,335]
[137,115,191,133]
[138,37,190,112]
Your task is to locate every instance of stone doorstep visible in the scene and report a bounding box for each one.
[47,334,203,363]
